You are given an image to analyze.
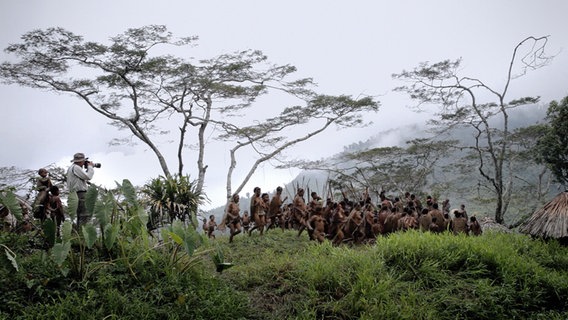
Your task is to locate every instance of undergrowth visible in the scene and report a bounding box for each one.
[2,229,568,319]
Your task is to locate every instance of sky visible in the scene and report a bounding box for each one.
[1,0,567,209]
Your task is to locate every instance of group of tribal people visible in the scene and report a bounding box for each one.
[219,185,482,244]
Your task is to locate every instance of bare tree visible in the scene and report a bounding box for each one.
[218,94,380,200]
[280,138,455,202]
[392,36,553,224]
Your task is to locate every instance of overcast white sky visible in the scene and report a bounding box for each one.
[1,0,567,208]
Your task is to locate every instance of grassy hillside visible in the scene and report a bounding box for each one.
[216,230,568,319]
[2,229,568,319]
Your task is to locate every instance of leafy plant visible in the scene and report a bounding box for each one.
[142,174,206,229]
[0,189,23,220]
[161,220,210,275]
[1,244,19,272]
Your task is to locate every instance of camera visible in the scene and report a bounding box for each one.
[84,158,102,168]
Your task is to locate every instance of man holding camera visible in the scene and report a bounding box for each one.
[67,152,96,227]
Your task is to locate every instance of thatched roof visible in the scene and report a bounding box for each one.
[519,191,568,239]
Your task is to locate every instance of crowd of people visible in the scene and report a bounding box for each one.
[4,155,483,246]
[213,186,482,244]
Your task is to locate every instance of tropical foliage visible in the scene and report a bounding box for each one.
[3,226,568,319]
[0,178,230,319]
[142,174,206,229]
[536,96,568,187]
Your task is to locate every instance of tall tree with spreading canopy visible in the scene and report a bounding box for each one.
[0,25,313,195]
[392,36,553,224]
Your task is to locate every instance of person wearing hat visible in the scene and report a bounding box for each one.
[66,152,95,227]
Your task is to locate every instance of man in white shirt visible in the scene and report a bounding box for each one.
[67,152,95,227]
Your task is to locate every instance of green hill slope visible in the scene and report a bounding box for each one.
[2,229,567,319]
[212,229,568,319]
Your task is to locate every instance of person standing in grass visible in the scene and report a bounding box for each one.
[226,193,242,243]
[249,192,269,236]
[457,204,468,221]
[241,211,251,233]
[293,188,312,236]
[32,168,52,221]
[268,186,287,231]
[450,210,469,235]
[47,185,65,237]
[469,216,482,236]
[429,202,446,232]
[66,153,95,227]
[207,214,217,239]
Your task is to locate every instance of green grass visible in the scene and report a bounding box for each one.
[215,229,568,320]
[2,229,568,319]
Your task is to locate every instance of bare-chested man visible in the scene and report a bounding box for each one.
[207,215,217,239]
[226,193,242,243]
[410,194,423,212]
[469,216,482,236]
[418,208,432,232]
[308,206,326,243]
[398,207,418,231]
[282,204,293,229]
[329,201,346,245]
[249,192,269,236]
[363,204,379,241]
[383,206,402,234]
[344,202,365,243]
[242,211,251,232]
[428,202,446,232]
[294,188,312,237]
[309,191,323,212]
[268,186,287,231]
[249,187,261,222]
[450,210,469,235]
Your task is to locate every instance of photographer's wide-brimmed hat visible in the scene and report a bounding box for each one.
[71,152,86,163]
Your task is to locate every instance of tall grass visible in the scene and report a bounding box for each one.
[2,227,568,319]
[215,229,568,320]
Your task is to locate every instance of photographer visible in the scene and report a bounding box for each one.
[66,152,96,227]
